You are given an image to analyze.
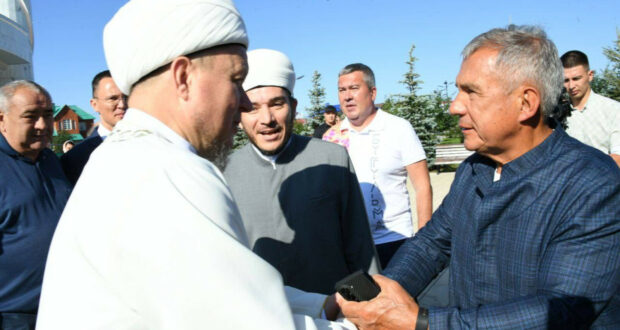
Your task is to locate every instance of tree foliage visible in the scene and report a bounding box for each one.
[51,130,73,154]
[391,45,439,165]
[232,126,249,150]
[430,89,462,143]
[303,70,326,135]
[597,30,620,101]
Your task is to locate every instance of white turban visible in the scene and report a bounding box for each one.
[243,49,295,95]
[103,0,249,95]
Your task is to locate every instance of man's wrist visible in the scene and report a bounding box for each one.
[415,307,429,330]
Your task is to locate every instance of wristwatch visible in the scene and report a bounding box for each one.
[415,307,429,330]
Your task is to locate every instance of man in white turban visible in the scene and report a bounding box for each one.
[225,49,380,295]
[36,1,353,329]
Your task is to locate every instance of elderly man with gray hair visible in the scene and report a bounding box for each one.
[337,25,620,329]
[36,0,354,329]
[0,80,72,329]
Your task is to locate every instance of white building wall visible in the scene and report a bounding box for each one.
[0,0,33,85]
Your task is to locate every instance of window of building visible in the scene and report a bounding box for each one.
[61,119,74,131]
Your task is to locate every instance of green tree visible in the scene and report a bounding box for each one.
[232,126,249,150]
[598,30,620,101]
[51,130,73,154]
[380,96,398,115]
[392,44,439,165]
[430,89,462,143]
[303,70,326,135]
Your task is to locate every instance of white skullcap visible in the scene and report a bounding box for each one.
[103,0,249,95]
[243,49,295,95]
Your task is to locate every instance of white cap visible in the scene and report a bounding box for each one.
[104,0,249,95]
[243,49,295,95]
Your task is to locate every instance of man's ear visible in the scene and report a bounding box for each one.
[518,86,541,122]
[371,86,377,102]
[90,98,99,114]
[0,111,6,133]
[170,56,192,101]
[587,69,594,83]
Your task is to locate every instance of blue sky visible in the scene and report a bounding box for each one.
[32,0,619,120]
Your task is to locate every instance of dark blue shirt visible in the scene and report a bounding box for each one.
[61,129,103,185]
[0,134,72,315]
[384,128,620,329]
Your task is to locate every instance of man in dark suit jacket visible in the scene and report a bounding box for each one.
[61,70,127,185]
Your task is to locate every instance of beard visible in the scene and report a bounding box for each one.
[200,135,232,172]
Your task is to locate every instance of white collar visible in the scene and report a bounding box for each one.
[340,108,383,134]
[114,108,197,154]
[97,124,112,138]
[250,136,293,169]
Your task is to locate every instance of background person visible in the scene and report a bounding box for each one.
[0,80,72,329]
[325,63,432,269]
[60,70,127,185]
[561,50,620,167]
[313,105,339,138]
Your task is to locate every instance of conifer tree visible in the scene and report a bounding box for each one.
[304,70,326,134]
[393,44,439,165]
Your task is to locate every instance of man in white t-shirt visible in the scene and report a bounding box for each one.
[324,63,432,269]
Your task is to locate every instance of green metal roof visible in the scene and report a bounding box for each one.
[53,104,96,120]
[68,134,85,141]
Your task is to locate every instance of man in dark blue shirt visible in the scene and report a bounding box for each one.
[337,25,620,329]
[61,70,127,185]
[0,80,72,329]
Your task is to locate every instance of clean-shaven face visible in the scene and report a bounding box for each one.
[0,87,53,161]
[338,71,376,128]
[91,77,127,130]
[563,65,592,104]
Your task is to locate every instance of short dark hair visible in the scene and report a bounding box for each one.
[324,105,337,113]
[92,70,112,97]
[338,63,376,89]
[560,50,589,70]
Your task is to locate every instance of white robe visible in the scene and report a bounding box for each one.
[37,109,354,330]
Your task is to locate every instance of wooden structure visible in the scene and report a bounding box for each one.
[434,143,474,172]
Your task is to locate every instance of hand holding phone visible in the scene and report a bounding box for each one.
[334,270,381,302]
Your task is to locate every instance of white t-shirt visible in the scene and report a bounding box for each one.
[342,109,426,244]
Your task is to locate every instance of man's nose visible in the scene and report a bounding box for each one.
[449,93,466,116]
[34,115,48,130]
[258,105,275,124]
[118,95,128,110]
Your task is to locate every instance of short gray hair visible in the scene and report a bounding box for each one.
[338,63,376,90]
[462,25,563,118]
[0,80,52,113]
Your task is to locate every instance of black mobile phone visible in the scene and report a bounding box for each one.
[334,270,381,302]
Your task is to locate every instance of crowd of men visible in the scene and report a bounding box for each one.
[0,0,618,329]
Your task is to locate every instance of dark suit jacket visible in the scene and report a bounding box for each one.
[60,129,103,185]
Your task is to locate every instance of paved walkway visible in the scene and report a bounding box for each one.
[408,171,455,230]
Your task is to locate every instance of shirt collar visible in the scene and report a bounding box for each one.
[340,108,384,134]
[0,132,43,163]
[97,124,112,138]
[250,135,294,167]
[114,108,197,154]
[471,126,565,185]
[570,89,597,112]
[0,133,19,157]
